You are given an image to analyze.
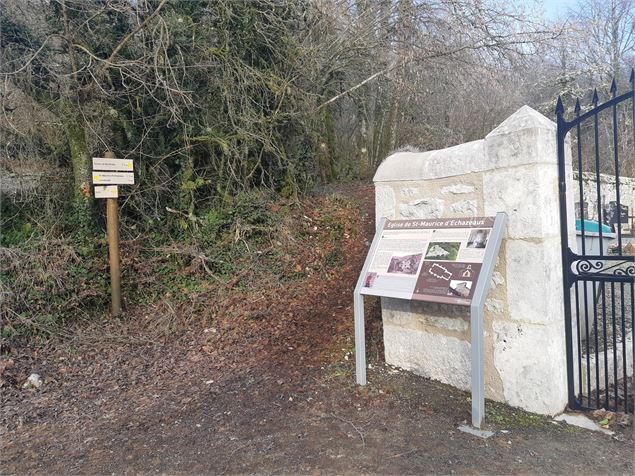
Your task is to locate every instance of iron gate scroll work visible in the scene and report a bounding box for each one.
[557,71,635,414]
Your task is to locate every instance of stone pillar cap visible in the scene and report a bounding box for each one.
[486,105,555,138]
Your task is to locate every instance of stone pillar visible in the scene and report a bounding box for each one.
[373,106,575,415]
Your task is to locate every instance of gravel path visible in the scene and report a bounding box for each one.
[580,282,633,355]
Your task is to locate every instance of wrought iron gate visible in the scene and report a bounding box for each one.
[556,72,634,413]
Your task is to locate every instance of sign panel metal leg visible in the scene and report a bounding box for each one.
[468,212,507,428]
[354,291,366,385]
[470,304,485,428]
[353,217,386,387]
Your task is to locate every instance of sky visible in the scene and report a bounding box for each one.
[537,0,580,19]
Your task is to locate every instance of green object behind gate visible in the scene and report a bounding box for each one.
[575,219,612,234]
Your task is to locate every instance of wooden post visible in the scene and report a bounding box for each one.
[104,150,122,316]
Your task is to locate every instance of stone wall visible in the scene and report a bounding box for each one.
[572,172,635,231]
[373,106,576,415]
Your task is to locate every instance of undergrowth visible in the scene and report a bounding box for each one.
[0,187,360,349]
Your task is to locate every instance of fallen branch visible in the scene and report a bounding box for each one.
[165,207,203,224]
[392,448,419,458]
[314,66,395,112]
[328,413,366,446]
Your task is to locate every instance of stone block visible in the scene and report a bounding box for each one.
[484,106,557,169]
[373,139,486,182]
[490,271,505,288]
[450,199,478,216]
[493,320,567,415]
[442,184,476,194]
[383,320,505,401]
[483,164,560,240]
[505,237,563,325]
[384,325,471,391]
[375,185,396,221]
[399,198,444,218]
[485,298,504,315]
[382,298,469,335]
[400,187,420,197]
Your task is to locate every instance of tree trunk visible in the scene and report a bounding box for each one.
[321,105,337,182]
[358,115,369,178]
[62,112,93,232]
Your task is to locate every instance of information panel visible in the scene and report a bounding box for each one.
[360,216,495,306]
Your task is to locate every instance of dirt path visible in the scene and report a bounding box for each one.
[3,360,633,475]
[1,183,633,475]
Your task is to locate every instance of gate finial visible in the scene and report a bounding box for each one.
[556,96,564,115]
[610,78,617,96]
[574,98,581,115]
[592,88,599,105]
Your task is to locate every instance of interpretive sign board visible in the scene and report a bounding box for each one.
[353,212,507,429]
[360,217,495,305]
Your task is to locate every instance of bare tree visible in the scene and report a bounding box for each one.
[300,0,556,176]
[568,0,634,83]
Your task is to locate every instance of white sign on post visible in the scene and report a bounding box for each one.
[92,171,135,185]
[94,185,119,198]
[92,157,134,171]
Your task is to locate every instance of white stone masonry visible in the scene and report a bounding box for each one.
[373,105,576,415]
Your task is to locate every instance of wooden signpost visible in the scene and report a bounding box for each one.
[93,151,135,317]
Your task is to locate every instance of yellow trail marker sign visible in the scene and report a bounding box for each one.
[94,185,119,198]
[92,157,134,171]
[92,171,134,185]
